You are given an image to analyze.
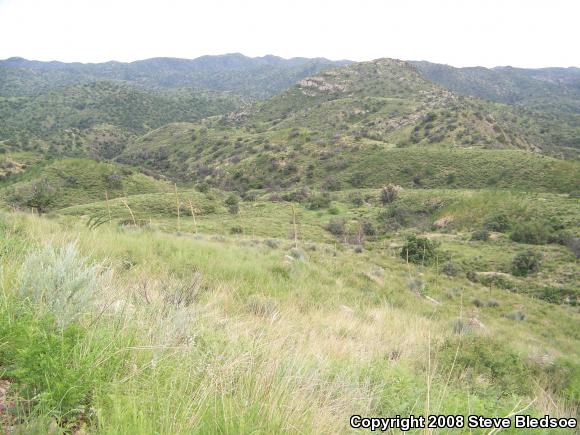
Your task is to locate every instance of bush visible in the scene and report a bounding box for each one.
[483,213,510,232]
[348,192,364,207]
[442,261,461,277]
[362,221,376,236]
[224,194,239,214]
[506,310,526,321]
[324,219,346,236]
[470,297,484,307]
[230,225,243,234]
[106,172,123,189]
[510,222,551,245]
[0,312,122,421]
[0,245,125,421]
[289,247,307,261]
[322,176,341,191]
[400,235,439,265]
[439,335,532,395]
[281,187,309,203]
[16,243,104,326]
[511,250,541,276]
[23,179,58,213]
[470,229,490,241]
[264,239,280,248]
[307,193,331,210]
[349,172,365,187]
[380,184,401,205]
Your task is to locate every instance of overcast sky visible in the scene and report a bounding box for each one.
[0,0,578,67]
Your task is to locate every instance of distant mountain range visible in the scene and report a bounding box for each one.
[0,54,351,98]
[411,61,580,112]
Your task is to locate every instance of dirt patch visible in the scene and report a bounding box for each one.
[0,378,15,432]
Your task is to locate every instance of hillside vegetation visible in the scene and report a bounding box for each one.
[0,54,350,98]
[0,53,578,433]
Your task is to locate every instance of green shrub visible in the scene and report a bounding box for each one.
[439,335,532,395]
[441,261,461,277]
[470,297,484,307]
[225,194,240,214]
[483,213,510,232]
[348,192,364,207]
[328,205,340,215]
[307,193,331,210]
[15,179,58,214]
[400,235,439,265]
[511,250,540,276]
[379,184,401,205]
[362,221,376,236]
[324,219,346,236]
[230,225,243,234]
[510,222,551,245]
[506,310,526,321]
[470,229,490,241]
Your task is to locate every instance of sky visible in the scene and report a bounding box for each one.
[0,0,578,68]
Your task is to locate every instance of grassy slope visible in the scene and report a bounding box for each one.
[1,210,579,433]
[0,157,171,210]
[57,186,579,302]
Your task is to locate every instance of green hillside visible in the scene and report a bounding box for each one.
[0,81,243,158]
[118,119,579,194]
[0,157,171,211]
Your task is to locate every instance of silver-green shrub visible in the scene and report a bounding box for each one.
[16,242,105,326]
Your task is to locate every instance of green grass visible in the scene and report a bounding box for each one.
[1,158,171,211]
[0,205,578,432]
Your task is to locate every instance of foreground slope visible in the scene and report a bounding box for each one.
[0,206,578,432]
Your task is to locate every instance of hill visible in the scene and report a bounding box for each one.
[243,59,579,154]
[0,54,351,98]
[0,156,171,212]
[412,61,580,153]
[0,81,242,158]
[117,59,580,189]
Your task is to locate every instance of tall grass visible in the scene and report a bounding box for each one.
[0,212,577,432]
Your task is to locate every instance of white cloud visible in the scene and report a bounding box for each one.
[0,0,578,67]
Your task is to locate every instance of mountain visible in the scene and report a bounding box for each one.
[243,58,580,154]
[118,59,580,192]
[0,54,351,98]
